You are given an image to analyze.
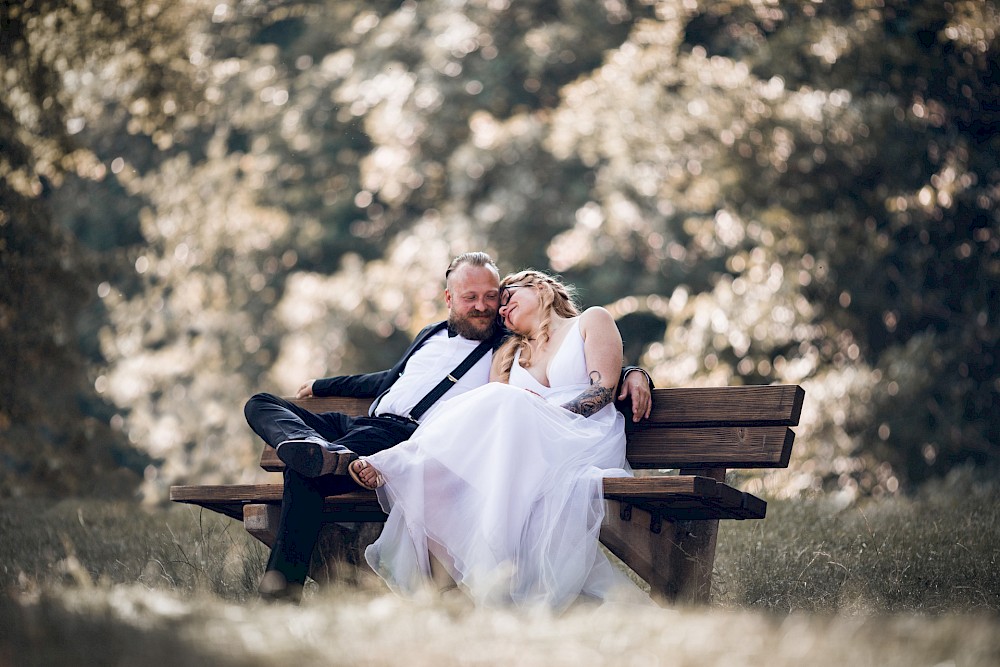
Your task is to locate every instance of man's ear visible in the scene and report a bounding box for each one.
[444,288,453,309]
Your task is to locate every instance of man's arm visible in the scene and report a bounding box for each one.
[296,321,448,400]
[617,367,653,422]
[300,370,396,399]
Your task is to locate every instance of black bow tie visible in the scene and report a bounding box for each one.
[447,325,459,338]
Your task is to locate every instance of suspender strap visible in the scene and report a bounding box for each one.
[409,336,496,420]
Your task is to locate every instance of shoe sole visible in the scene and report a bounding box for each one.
[277,441,356,478]
[258,571,303,603]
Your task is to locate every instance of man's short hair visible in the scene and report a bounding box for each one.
[445,252,500,281]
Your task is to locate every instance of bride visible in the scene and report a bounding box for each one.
[350,270,649,609]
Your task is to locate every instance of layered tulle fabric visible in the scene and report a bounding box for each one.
[364,320,650,609]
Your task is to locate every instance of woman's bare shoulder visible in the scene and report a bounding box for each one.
[577,306,618,338]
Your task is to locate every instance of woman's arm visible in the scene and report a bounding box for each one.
[561,307,624,417]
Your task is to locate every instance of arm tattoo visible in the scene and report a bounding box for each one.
[562,371,615,417]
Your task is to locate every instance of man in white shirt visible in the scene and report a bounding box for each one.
[245,251,652,601]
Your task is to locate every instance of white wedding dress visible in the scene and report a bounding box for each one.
[363,319,649,609]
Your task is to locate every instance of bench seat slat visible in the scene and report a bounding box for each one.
[170,484,387,522]
[603,476,766,520]
[170,475,766,523]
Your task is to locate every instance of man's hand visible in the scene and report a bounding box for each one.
[618,370,652,422]
[295,380,315,399]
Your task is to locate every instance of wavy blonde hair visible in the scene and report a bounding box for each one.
[493,270,579,381]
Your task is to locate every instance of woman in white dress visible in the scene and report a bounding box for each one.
[350,270,648,610]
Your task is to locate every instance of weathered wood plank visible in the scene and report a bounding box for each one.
[243,503,279,547]
[171,476,765,522]
[629,385,804,427]
[170,484,387,522]
[261,425,795,471]
[600,500,719,604]
[272,435,801,474]
[603,476,767,520]
[625,426,796,469]
[281,385,805,427]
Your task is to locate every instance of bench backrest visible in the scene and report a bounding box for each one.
[258,385,804,472]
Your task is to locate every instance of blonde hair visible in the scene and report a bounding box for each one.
[494,270,579,381]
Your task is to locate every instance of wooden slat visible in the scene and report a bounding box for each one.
[262,421,798,471]
[260,426,794,472]
[169,484,387,522]
[602,476,767,520]
[602,475,716,497]
[170,475,765,523]
[629,385,804,427]
[283,385,804,427]
[625,426,796,469]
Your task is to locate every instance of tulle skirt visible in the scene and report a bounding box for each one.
[364,382,650,610]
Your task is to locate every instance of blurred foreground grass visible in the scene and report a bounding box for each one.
[2,470,999,666]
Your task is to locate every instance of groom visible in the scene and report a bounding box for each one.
[244,251,653,601]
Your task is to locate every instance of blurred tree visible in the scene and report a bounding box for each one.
[2,0,996,503]
[546,0,999,494]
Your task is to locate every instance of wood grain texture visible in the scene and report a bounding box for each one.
[260,386,802,470]
[282,385,805,427]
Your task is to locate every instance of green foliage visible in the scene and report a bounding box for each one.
[1,0,997,499]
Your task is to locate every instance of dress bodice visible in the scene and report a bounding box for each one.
[509,319,589,392]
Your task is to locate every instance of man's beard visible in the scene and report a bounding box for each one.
[449,309,497,341]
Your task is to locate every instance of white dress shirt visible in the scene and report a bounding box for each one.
[373,330,493,422]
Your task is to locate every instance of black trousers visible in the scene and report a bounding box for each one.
[243,392,417,585]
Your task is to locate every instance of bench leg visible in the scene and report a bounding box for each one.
[600,499,719,605]
[244,503,280,548]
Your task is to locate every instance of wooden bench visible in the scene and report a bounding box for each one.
[170,385,805,603]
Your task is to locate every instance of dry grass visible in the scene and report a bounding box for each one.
[2,472,1000,666]
[4,583,999,666]
[713,471,1000,614]
[0,498,266,599]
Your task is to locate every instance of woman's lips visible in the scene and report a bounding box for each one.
[503,304,516,328]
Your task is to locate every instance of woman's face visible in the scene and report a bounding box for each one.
[498,282,540,334]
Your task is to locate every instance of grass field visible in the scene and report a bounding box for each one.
[2,470,999,666]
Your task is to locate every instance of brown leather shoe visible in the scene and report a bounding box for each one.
[276,440,358,478]
[258,570,303,603]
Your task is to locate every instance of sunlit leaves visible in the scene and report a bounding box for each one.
[4,0,998,502]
